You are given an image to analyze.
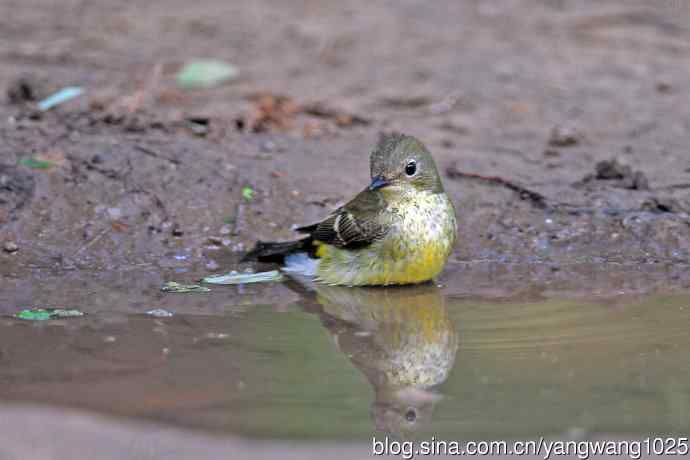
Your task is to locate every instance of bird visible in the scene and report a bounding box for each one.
[242,133,457,286]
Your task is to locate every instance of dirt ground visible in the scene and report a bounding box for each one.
[2,0,690,291]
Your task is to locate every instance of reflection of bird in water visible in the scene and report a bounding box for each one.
[296,282,458,437]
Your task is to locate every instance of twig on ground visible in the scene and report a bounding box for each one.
[123,62,164,113]
[232,202,245,236]
[134,144,180,165]
[445,163,549,209]
[73,227,110,256]
[655,183,690,191]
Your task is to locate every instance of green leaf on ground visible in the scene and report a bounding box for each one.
[20,157,54,170]
[161,281,211,293]
[176,60,239,89]
[203,270,283,285]
[242,186,254,201]
[15,308,85,321]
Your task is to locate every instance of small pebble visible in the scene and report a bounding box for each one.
[3,241,18,253]
[205,259,220,271]
[261,140,276,152]
[548,126,580,147]
[656,81,672,93]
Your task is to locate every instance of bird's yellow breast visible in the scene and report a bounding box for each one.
[356,239,451,285]
[314,192,456,286]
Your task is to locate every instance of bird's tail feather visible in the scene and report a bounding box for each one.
[241,237,312,263]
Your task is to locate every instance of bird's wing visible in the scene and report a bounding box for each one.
[296,188,390,250]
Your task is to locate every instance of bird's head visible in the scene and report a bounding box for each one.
[368,133,443,194]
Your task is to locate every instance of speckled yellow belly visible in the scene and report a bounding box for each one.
[313,192,457,286]
[315,236,453,286]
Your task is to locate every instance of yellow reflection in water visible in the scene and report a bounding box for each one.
[297,282,458,437]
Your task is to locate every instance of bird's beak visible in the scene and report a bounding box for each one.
[369,175,390,191]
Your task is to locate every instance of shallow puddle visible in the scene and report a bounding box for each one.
[1,264,689,447]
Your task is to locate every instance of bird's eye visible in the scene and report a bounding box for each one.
[405,408,417,422]
[405,160,417,177]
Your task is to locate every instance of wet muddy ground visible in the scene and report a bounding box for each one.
[1,0,690,458]
[2,0,690,283]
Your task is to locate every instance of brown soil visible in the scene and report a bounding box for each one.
[2,0,690,291]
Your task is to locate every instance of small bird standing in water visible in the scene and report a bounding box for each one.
[243,133,457,286]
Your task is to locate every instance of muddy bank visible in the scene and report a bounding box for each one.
[1,109,689,292]
[1,0,690,293]
[0,404,371,460]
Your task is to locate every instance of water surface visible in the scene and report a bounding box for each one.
[1,263,689,446]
